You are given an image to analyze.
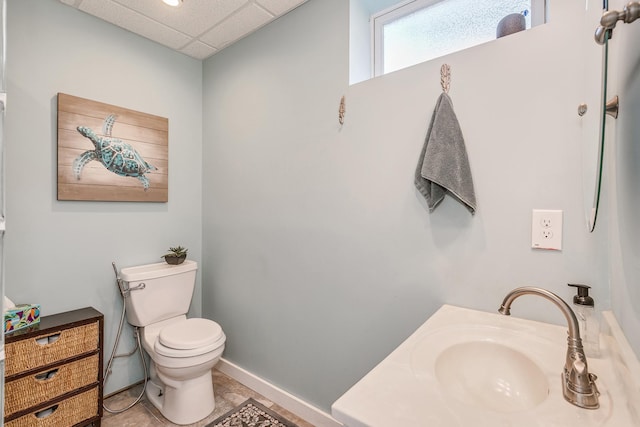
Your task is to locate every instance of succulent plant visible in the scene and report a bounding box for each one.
[163,246,188,258]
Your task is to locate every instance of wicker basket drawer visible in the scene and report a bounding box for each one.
[5,354,99,418]
[5,322,99,377]
[5,387,99,427]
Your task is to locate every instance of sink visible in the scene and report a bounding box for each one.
[432,341,548,412]
[409,323,554,415]
[330,304,640,427]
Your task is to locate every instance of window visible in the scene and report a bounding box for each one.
[372,0,547,76]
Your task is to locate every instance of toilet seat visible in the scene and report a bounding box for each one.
[155,318,225,358]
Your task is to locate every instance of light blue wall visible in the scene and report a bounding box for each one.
[202,0,610,411]
[608,0,640,357]
[5,0,203,394]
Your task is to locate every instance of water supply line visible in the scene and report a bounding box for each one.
[595,2,640,44]
[102,262,148,414]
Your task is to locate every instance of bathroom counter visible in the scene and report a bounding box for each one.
[331,305,640,427]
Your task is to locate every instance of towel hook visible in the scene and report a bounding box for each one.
[440,64,451,93]
[338,95,346,125]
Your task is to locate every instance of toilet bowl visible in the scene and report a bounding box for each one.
[142,316,225,424]
[120,261,226,425]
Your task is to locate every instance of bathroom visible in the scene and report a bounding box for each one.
[3,0,640,425]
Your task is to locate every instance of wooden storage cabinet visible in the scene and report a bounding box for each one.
[4,307,104,427]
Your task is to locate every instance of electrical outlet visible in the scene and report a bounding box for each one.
[532,209,562,250]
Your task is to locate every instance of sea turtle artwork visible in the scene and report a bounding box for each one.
[73,114,157,190]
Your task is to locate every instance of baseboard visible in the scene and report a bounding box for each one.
[217,358,343,427]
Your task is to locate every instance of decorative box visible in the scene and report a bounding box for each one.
[4,304,40,333]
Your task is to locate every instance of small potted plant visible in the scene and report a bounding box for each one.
[162,246,188,265]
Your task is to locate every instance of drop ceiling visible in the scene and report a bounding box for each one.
[59,0,309,60]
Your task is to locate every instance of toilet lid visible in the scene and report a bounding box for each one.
[158,318,224,350]
[154,333,225,358]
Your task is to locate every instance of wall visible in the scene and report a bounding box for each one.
[202,0,608,411]
[5,0,203,395]
[608,0,640,356]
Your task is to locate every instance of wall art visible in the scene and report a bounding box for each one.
[57,93,168,202]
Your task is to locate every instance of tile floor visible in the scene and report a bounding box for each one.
[101,369,316,427]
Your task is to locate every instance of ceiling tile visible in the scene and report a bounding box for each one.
[256,0,306,16]
[59,0,309,60]
[79,0,191,50]
[111,0,247,38]
[199,3,273,49]
[180,41,218,60]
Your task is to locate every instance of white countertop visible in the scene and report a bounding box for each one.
[331,304,640,427]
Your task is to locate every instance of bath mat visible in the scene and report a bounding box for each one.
[206,398,300,427]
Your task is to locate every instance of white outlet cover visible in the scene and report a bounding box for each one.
[531,209,563,250]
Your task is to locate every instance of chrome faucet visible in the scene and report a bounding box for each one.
[499,287,599,409]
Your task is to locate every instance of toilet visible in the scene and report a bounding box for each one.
[120,260,225,425]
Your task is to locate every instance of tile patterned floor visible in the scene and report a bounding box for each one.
[101,369,315,427]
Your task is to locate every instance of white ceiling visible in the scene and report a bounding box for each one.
[59,0,309,60]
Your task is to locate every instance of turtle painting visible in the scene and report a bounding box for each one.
[73,114,157,190]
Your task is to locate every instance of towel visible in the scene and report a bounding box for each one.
[415,92,476,214]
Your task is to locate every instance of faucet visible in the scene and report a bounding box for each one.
[498,286,599,409]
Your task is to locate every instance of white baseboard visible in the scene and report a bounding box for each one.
[217,358,343,427]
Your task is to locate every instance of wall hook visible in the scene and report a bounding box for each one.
[339,95,346,125]
[440,64,451,93]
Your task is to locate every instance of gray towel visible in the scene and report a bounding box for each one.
[415,93,476,214]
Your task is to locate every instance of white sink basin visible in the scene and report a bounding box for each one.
[331,304,640,427]
[409,322,554,415]
[431,341,548,412]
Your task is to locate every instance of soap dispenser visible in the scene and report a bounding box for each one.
[568,284,600,357]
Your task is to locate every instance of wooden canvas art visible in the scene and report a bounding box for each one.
[57,93,168,202]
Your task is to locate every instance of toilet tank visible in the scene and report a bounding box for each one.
[120,260,197,327]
